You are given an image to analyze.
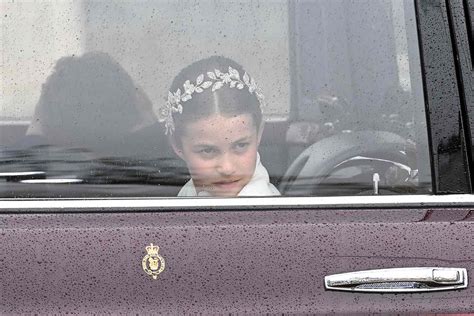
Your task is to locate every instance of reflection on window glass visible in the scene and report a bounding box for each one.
[0,0,431,198]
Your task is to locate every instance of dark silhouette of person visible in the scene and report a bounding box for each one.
[22,51,157,156]
[8,51,187,195]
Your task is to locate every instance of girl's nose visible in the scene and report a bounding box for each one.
[216,154,236,176]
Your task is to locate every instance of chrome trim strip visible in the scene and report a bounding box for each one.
[0,194,474,211]
[0,171,45,177]
[20,179,83,184]
[0,120,30,126]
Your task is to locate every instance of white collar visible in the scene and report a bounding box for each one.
[177,153,280,197]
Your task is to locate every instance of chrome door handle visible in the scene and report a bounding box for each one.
[324,267,468,293]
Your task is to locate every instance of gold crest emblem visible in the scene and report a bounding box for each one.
[142,243,165,279]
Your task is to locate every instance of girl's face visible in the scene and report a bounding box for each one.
[173,113,262,197]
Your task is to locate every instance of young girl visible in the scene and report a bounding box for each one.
[159,56,280,197]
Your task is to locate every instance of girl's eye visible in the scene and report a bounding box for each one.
[197,147,217,157]
[234,142,250,152]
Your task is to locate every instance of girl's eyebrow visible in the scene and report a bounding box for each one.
[232,136,251,144]
[190,135,252,149]
[192,143,217,149]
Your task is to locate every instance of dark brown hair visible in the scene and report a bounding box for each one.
[169,56,263,140]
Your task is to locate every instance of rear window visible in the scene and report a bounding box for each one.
[0,0,431,198]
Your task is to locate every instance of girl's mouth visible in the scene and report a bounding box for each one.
[213,179,241,189]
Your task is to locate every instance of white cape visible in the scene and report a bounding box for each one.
[177,153,280,197]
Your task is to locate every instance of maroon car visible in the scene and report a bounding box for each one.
[1,0,473,314]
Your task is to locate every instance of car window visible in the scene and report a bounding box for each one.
[0,0,431,199]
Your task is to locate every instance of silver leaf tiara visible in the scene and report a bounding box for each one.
[158,66,265,135]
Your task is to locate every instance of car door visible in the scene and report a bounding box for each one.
[1,0,473,314]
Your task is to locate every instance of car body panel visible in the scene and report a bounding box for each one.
[1,206,473,314]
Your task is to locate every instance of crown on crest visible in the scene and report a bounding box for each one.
[146,243,159,256]
[158,66,265,135]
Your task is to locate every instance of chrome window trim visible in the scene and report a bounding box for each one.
[1,194,474,212]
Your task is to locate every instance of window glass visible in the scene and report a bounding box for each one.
[0,0,431,198]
